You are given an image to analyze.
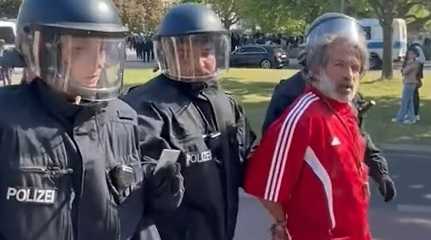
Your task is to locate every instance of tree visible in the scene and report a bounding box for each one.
[366,0,431,79]
[0,0,22,19]
[113,0,145,32]
[238,0,367,35]
[367,0,396,79]
[180,0,244,30]
[113,0,167,33]
[141,0,165,32]
[397,1,431,34]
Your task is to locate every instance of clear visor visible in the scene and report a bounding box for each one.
[30,33,126,101]
[306,17,365,49]
[155,33,230,82]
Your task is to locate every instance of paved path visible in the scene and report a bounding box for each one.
[235,149,431,240]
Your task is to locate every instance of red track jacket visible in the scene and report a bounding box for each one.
[244,87,371,240]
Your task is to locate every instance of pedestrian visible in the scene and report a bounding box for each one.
[408,41,425,121]
[244,13,373,240]
[123,4,256,240]
[392,48,421,124]
[0,39,12,86]
[0,0,183,239]
[262,15,396,205]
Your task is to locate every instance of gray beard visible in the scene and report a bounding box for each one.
[314,71,356,103]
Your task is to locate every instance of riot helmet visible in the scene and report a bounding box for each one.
[154,3,230,82]
[305,12,368,75]
[16,0,128,102]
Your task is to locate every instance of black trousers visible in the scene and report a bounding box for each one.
[414,87,420,116]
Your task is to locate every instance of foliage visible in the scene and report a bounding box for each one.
[399,2,431,33]
[124,68,431,144]
[0,0,21,19]
[141,0,166,32]
[113,0,167,33]
[180,0,244,30]
[239,0,304,35]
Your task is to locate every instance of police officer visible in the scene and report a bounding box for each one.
[0,0,183,239]
[123,3,256,240]
[263,13,396,203]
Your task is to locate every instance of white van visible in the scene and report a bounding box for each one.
[0,20,16,49]
[359,18,407,69]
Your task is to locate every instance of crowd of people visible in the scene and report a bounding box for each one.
[2,0,430,240]
[127,33,155,62]
[125,31,305,63]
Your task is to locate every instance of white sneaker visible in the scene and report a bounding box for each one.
[391,118,398,123]
[402,119,416,124]
[416,115,420,121]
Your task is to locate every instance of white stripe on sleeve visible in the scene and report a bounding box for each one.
[264,93,318,201]
[304,146,336,229]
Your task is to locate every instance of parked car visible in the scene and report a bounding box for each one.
[230,45,289,69]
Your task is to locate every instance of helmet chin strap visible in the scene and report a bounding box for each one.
[74,95,82,105]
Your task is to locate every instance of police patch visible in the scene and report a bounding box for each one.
[6,187,56,205]
[185,150,212,167]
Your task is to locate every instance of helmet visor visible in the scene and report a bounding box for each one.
[306,17,365,49]
[155,33,230,81]
[30,32,126,101]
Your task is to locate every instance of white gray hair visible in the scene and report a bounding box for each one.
[306,34,369,78]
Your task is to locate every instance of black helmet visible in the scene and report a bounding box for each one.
[16,0,129,102]
[154,3,230,82]
[154,3,227,39]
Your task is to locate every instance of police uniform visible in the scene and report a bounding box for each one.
[123,75,256,240]
[262,71,306,133]
[1,0,184,239]
[263,71,395,201]
[0,80,147,240]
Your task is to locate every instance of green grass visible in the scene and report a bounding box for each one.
[124,68,431,145]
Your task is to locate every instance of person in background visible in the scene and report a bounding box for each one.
[392,48,420,124]
[0,39,12,86]
[408,41,425,121]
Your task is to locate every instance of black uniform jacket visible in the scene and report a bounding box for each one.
[123,75,256,240]
[0,80,146,240]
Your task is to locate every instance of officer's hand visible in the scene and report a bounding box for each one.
[377,174,396,202]
[146,162,184,212]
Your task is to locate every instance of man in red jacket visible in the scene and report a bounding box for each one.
[244,13,372,240]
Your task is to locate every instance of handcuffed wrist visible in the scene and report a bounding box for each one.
[271,219,287,230]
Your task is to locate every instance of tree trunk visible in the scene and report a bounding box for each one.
[381,15,393,79]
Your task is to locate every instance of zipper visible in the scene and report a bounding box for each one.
[17,166,73,176]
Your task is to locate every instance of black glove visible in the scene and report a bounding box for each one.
[376,174,396,202]
[145,161,184,213]
[367,153,397,202]
[363,133,396,202]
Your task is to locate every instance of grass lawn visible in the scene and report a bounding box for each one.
[124,68,431,145]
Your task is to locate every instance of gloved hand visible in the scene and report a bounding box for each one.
[376,174,396,202]
[145,161,184,213]
[364,139,396,203]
